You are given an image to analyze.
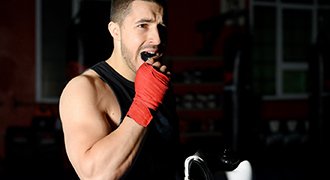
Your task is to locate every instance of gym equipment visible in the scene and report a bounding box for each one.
[184,147,252,180]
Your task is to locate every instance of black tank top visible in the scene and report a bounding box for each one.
[91,61,182,180]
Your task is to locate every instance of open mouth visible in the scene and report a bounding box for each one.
[141,51,162,61]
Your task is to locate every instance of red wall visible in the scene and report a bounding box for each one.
[166,0,221,56]
[0,0,36,158]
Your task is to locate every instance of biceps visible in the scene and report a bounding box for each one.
[62,110,110,162]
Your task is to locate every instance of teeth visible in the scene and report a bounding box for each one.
[147,52,156,56]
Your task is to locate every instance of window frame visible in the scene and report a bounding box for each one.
[250,0,330,100]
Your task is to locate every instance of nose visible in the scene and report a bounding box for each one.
[149,27,161,45]
[148,25,165,45]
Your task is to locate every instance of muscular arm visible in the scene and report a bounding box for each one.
[59,74,147,180]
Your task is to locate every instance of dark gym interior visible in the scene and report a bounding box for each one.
[0,0,329,179]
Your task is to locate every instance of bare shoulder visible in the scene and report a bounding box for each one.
[60,70,102,110]
[59,69,119,127]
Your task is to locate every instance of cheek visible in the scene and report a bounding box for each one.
[125,33,145,59]
[123,30,144,48]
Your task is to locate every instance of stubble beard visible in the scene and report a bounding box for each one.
[121,42,137,73]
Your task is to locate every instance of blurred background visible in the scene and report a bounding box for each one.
[0,0,329,179]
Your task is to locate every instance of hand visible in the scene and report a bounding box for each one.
[127,62,170,127]
[147,59,171,77]
[141,51,171,76]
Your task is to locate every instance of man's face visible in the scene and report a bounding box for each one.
[120,1,165,72]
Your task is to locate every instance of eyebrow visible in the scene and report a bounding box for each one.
[136,18,154,24]
[136,18,166,27]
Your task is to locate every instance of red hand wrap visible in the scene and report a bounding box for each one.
[127,63,170,127]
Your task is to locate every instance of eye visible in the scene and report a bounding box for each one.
[137,23,148,29]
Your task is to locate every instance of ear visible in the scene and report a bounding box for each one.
[108,21,120,41]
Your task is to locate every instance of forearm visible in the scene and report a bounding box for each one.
[74,117,147,180]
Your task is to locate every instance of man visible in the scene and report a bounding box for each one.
[59,0,182,179]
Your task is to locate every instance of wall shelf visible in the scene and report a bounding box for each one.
[168,56,225,144]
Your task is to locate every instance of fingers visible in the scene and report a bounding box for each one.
[145,59,171,76]
[153,62,171,76]
[145,58,155,64]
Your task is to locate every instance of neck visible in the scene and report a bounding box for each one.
[106,51,136,82]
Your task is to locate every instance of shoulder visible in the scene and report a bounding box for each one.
[60,70,101,103]
[59,69,120,124]
[60,71,93,112]
[59,69,113,118]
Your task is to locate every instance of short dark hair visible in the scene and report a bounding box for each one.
[110,0,167,24]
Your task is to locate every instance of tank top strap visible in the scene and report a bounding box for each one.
[90,61,135,122]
